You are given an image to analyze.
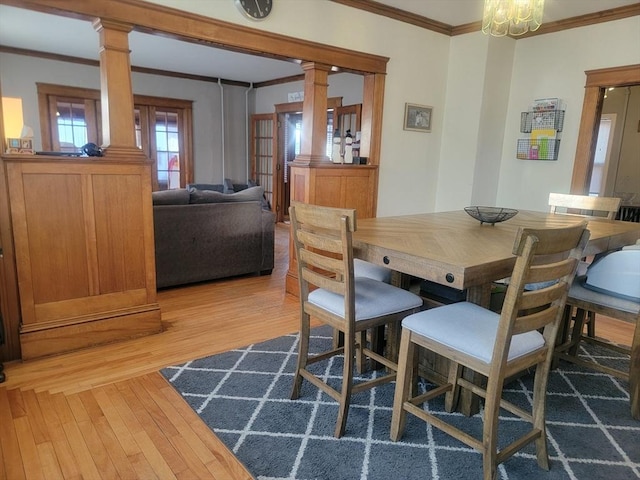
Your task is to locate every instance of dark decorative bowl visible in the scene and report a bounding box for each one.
[464,206,519,225]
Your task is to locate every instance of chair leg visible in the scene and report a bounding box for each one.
[531,360,551,470]
[586,310,596,338]
[482,371,508,480]
[356,330,366,374]
[335,330,355,438]
[332,328,343,350]
[291,312,310,400]
[552,305,573,370]
[390,329,415,441]
[630,320,640,420]
[386,321,401,364]
[568,308,589,356]
[444,361,462,413]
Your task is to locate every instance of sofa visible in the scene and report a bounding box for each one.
[152,185,276,289]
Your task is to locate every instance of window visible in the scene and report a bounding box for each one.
[37,84,192,190]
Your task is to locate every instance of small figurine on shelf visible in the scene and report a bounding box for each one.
[344,129,353,164]
[331,128,342,163]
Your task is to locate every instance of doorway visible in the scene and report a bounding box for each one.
[588,113,616,196]
[278,111,303,223]
[571,64,640,201]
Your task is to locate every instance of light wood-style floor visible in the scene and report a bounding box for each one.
[0,223,634,479]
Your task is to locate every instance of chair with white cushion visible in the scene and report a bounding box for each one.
[289,202,423,438]
[555,249,640,419]
[549,192,621,339]
[391,223,589,480]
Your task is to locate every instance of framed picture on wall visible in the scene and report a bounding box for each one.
[404,103,432,132]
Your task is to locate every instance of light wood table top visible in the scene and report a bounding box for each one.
[354,209,640,294]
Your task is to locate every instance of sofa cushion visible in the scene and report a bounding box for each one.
[186,183,224,192]
[189,185,265,204]
[152,188,190,205]
[248,178,271,210]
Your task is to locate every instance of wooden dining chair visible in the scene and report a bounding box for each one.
[549,192,622,340]
[390,223,589,480]
[555,249,639,419]
[289,202,423,438]
[548,192,621,219]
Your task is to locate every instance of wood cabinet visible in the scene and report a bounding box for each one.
[285,163,378,295]
[4,156,162,359]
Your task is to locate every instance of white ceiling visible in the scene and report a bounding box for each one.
[0,1,637,83]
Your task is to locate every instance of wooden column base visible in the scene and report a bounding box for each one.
[20,304,162,360]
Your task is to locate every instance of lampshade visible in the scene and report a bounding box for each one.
[482,0,545,37]
[1,96,24,139]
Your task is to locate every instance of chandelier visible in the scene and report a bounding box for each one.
[482,0,545,37]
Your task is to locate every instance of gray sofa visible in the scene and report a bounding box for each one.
[152,186,276,289]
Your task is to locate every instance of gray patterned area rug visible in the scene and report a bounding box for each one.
[161,326,640,480]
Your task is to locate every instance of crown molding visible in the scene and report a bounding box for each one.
[330,0,640,38]
[329,0,451,35]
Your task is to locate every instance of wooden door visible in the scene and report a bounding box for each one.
[250,113,277,214]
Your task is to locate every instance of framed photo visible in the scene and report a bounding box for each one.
[404,103,432,132]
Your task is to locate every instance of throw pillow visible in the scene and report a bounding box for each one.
[152,188,190,205]
[189,185,265,204]
[186,183,224,192]
[223,178,235,194]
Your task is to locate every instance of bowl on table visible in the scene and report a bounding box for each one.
[464,206,519,225]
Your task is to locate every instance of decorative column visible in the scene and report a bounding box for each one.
[92,19,144,159]
[293,62,332,166]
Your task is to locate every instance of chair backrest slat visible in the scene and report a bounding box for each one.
[299,247,344,273]
[297,229,344,255]
[525,258,577,285]
[301,268,344,295]
[549,192,621,219]
[512,305,561,335]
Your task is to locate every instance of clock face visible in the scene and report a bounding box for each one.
[235,0,273,20]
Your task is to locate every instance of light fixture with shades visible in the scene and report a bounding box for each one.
[482,0,545,37]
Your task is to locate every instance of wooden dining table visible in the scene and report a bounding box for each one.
[353,209,640,415]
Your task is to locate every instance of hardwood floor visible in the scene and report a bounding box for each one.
[0,222,634,479]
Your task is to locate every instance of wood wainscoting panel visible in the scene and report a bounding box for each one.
[5,156,162,359]
[92,173,148,293]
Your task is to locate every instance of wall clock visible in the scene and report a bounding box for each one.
[235,0,273,21]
